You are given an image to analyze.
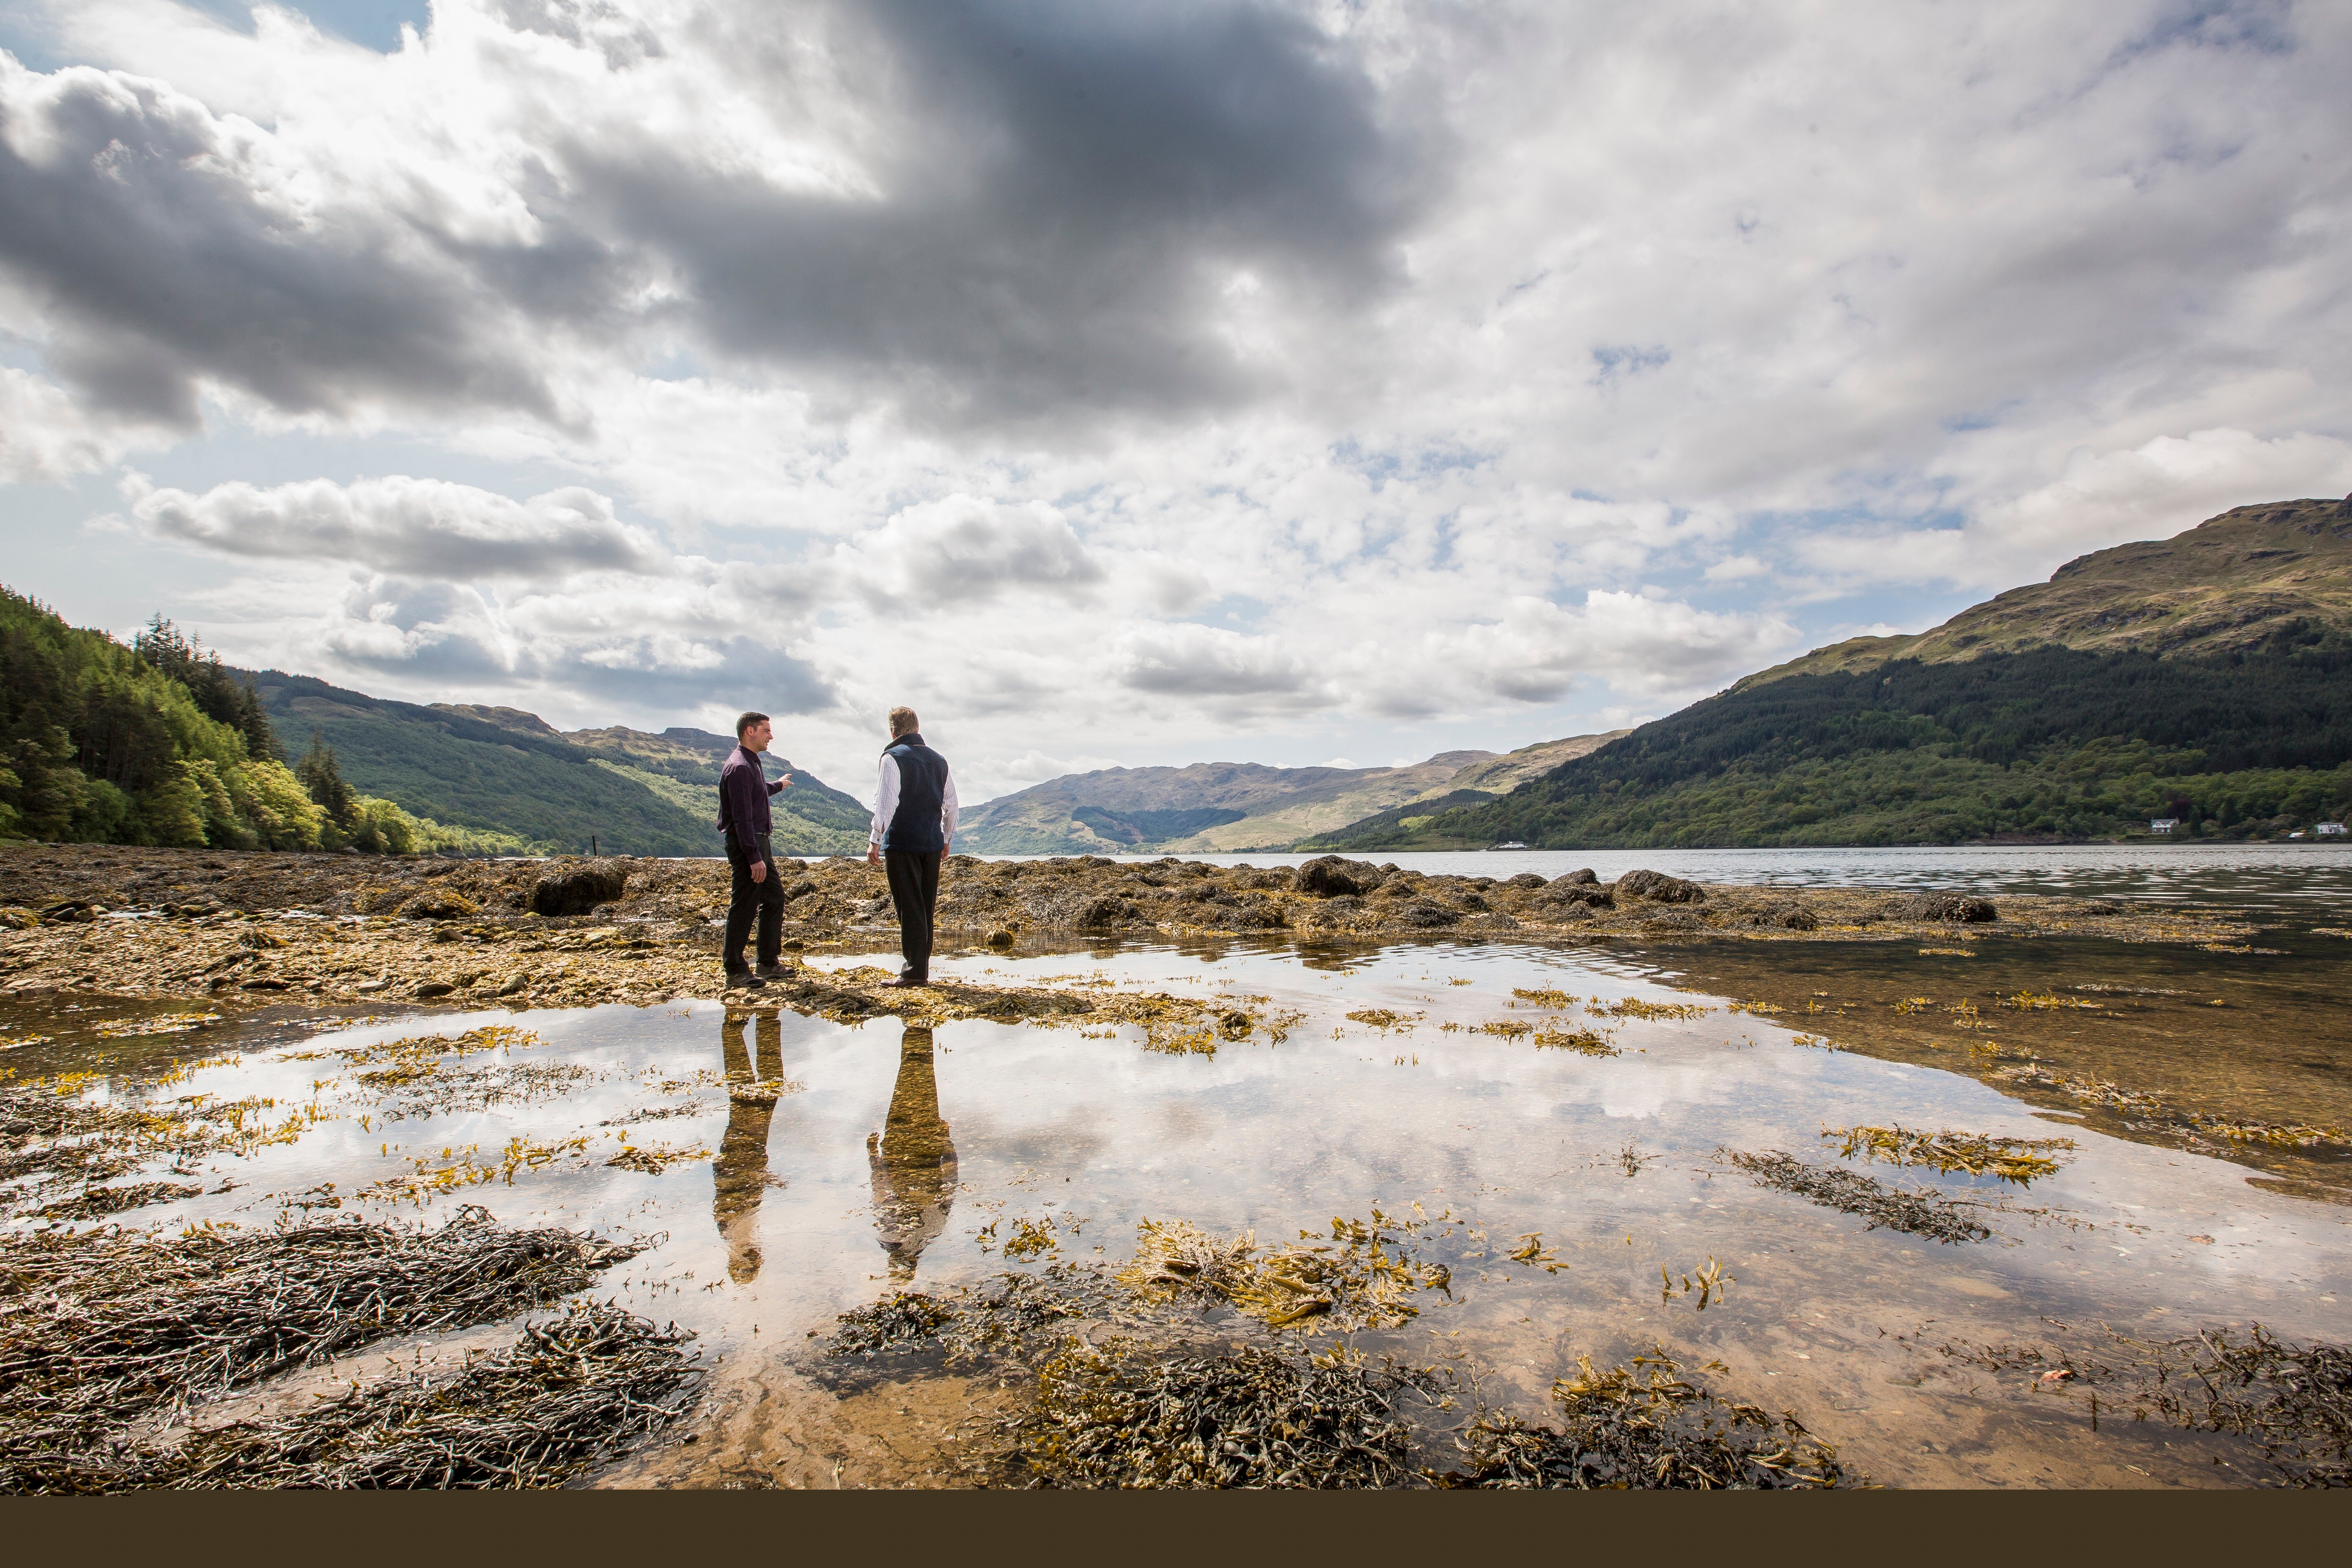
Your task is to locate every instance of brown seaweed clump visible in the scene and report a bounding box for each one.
[0,1206,646,1490]
[1824,1123,2076,1185]
[2138,1326,2352,1486]
[1022,1341,1442,1489]
[1951,1323,2350,1488]
[1439,1352,1853,1490]
[131,1304,701,1490]
[1724,1149,1991,1244]
[1117,1210,1451,1332]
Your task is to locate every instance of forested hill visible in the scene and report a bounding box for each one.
[1319,496,2352,850]
[0,582,866,855]
[252,674,869,856]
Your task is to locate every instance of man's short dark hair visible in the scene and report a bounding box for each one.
[735,711,770,738]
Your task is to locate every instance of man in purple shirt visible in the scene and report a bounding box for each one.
[717,711,792,988]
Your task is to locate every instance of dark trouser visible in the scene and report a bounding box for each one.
[724,833,783,971]
[884,846,940,980]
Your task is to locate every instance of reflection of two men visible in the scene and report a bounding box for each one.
[713,1014,957,1287]
[713,1006,786,1284]
[868,1025,957,1281]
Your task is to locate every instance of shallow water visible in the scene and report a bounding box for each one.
[7,912,2350,1488]
[1175,842,2352,913]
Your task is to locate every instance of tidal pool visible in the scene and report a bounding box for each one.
[6,922,2349,1488]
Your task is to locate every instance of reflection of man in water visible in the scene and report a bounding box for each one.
[713,1007,785,1284]
[868,1025,958,1281]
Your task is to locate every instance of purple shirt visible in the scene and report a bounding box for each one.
[717,744,783,853]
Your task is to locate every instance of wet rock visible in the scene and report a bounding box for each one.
[415,981,456,998]
[1538,884,1613,912]
[1616,869,1704,904]
[530,860,629,918]
[1642,909,1701,932]
[1225,895,1288,930]
[1072,895,1141,929]
[1550,869,1599,888]
[1907,893,1998,923]
[1394,900,1459,928]
[1504,873,1548,890]
[400,893,479,921]
[1295,856,1381,898]
[986,929,1016,949]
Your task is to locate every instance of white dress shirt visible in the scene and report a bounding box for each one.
[869,751,959,849]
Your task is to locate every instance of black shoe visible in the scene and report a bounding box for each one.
[756,962,793,980]
[724,968,766,989]
[883,974,930,989]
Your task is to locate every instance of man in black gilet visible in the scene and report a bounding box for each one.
[865,706,958,988]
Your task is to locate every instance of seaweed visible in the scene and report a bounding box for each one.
[113,1305,700,1490]
[1951,1323,2351,1488]
[0,1206,644,1488]
[1824,1123,2076,1185]
[1021,1340,1441,1489]
[1117,1211,1450,1333]
[1532,1024,1617,1056]
[1724,1149,1991,1244]
[1437,1352,1852,1490]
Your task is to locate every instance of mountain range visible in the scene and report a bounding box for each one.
[954,732,1624,855]
[1314,494,2352,850]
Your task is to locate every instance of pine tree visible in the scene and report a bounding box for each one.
[297,729,357,830]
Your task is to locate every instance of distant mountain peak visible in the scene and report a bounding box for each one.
[1740,493,2352,691]
[431,702,562,737]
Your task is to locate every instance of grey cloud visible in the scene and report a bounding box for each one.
[1116,625,1323,704]
[0,58,566,425]
[554,637,833,717]
[564,0,1445,427]
[0,3,1445,435]
[134,476,666,578]
[851,497,1104,606]
[318,578,834,717]
[491,0,664,69]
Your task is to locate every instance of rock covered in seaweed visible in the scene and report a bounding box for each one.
[531,859,629,917]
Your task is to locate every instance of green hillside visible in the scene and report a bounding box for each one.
[1323,495,2352,851]
[564,724,871,855]
[0,585,437,851]
[253,680,867,856]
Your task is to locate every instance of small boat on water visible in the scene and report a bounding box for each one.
[1488,841,1531,851]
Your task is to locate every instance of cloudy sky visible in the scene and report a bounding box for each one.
[2,0,2348,802]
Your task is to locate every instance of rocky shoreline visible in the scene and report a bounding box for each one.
[0,844,2254,1015]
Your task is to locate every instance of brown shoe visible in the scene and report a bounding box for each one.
[882,976,930,988]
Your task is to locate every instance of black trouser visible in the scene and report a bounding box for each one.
[724,833,783,971]
[884,846,940,980]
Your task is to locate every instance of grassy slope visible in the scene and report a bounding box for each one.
[256,681,871,855]
[258,675,710,853]
[1327,495,2352,850]
[571,733,875,860]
